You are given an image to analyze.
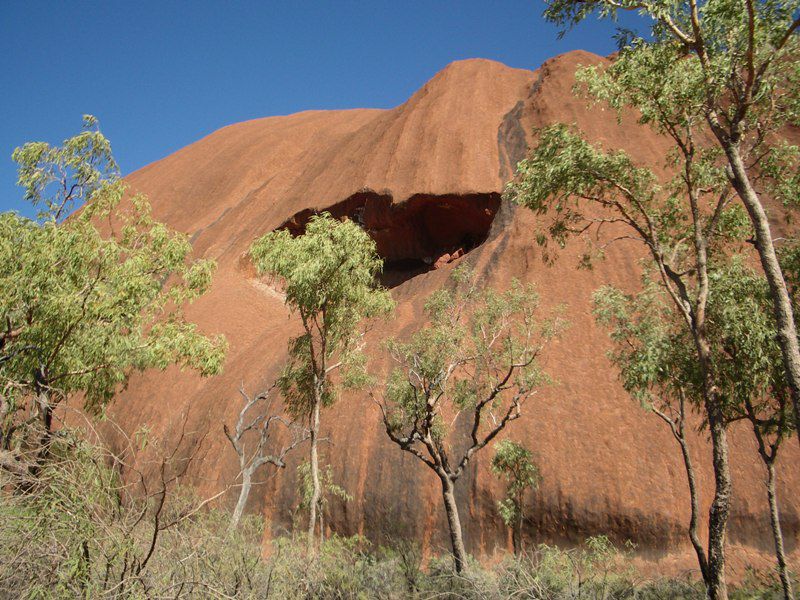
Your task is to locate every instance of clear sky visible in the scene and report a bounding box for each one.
[1,1,640,217]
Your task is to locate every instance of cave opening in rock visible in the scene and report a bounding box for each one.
[277,191,501,288]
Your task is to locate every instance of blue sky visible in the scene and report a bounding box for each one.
[1,1,641,216]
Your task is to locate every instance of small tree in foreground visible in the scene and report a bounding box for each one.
[250,213,393,553]
[375,266,563,572]
[224,383,308,530]
[293,460,353,544]
[491,439,541,556]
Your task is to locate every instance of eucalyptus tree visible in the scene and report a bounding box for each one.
[508,109,750,596]
[594,259,797,600]
[491,439,541,555]
[374,266,562,573]
[0,117,226,477]
[542,0,800,451]
[250,214,393,553]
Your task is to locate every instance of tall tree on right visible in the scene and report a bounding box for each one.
[508,116,746,597]
[594,258,797,600]
[542,0,800,451]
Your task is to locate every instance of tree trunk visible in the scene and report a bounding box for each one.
[513,492,523,556]
[766,462,795,600]
[0,394,11,451]
[25,382,54,486]
[724,144,800,450]
[319,503,325,545]
[35,384,53,449]
[230,468,252,530]
[675,424,709,585]
[512,513,522,556]
[307,391,322,555]
[440,474,467,573]
[705,411,731,600]
[691,275,729,600]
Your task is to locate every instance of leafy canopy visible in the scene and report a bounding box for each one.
[544,0,800,205]
[380,266,564,478]
[506,123,748,269]
[250,213,393,416]
[385,269,548,439]
[0,117,226,429]
[594,258,796,432]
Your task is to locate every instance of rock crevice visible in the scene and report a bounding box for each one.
[277,191,501,287]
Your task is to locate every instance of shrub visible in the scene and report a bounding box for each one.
[1,430,790,598]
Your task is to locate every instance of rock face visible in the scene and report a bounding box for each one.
[110,51,799,574]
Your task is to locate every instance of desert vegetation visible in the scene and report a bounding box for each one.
[2,0,800,597]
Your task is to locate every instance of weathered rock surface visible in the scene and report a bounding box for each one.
[107,51,799,575]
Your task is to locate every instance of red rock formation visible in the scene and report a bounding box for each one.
[106,51,799,576]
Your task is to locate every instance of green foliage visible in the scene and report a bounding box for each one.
[268,535,399,600]
[544,0,800,121]
[593,279,697,410]
[543,0,800,205]
[706,262,785,409]
[0,118,225,450]
[384,266,562,446]
[778,240,800,300]
[511,11,800,593]
[0,435,785,600]
[250,213,393,417]
[578,36,798,211]
[262,533,709,600]
[506,123,744,268]
[0,429,267,599]
[594,258,797,435]
[491,439,541,528]
[378,266,563,571]
[507,123,650,262]
[12,115,115,221]
[294,459,353,523]
[496,537,641,599]
[731,567,799,600]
